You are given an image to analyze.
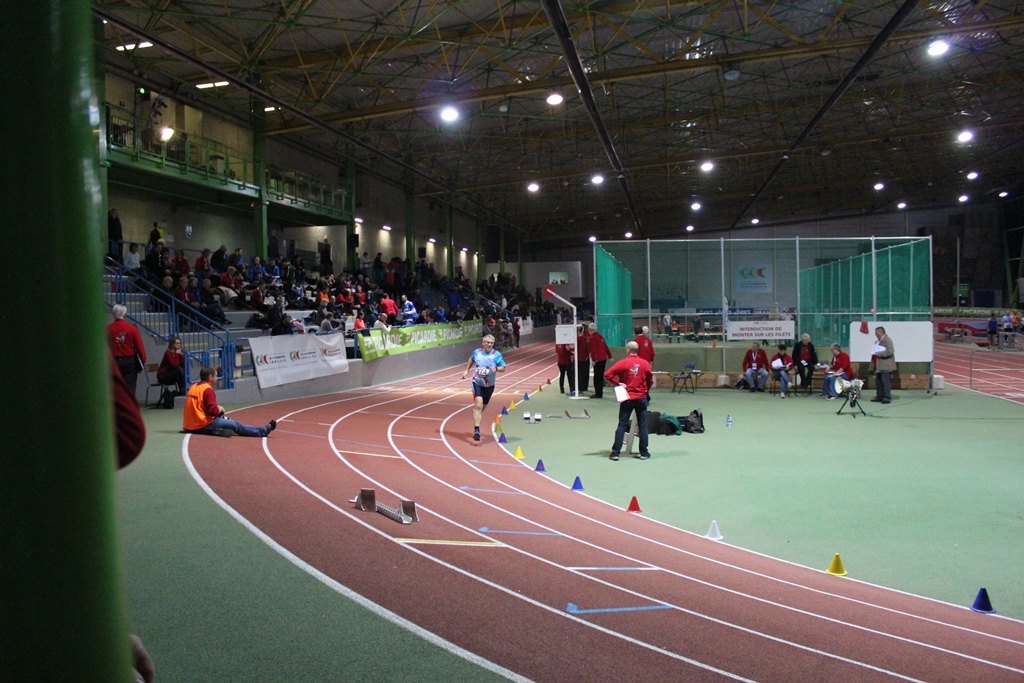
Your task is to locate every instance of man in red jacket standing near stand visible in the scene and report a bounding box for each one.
[107,304,146,397]
[604,342,654,461]
[633,325,655,366]
[587,322,612,399]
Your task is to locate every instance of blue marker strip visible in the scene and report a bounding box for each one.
[478,527,561,536]
[566,602,671,615]
[459,486,524,494]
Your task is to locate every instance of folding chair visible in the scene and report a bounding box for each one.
[671,361,700,394]
[142,364,165,408]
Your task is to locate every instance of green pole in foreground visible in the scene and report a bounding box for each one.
[0,2,132,682]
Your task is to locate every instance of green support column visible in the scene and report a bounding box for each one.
[499,225,506,276]
[94,17,109,250]
[1,2,132,681]
[446,199,454,280]
[475,219,484,287]
[346,151,357,269]
[251,83,268,259]
[405,181,416,266]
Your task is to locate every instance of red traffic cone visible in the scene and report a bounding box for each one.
[627,496,642,513]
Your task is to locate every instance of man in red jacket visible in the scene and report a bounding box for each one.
[633,325,655,366]
[587,322,612,399]
[107,304,146,397]
[741,341,769,392]
[604,342,653,461]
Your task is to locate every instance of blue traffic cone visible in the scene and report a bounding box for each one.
[523,392,530,401]
[970,587,996,613]
[501,405,508,415]
[571,476,584,491]
[498,432,507,444]
[535,459,546,472]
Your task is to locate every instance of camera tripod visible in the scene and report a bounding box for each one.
[836,390,867,418]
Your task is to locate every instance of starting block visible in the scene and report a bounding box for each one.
[564,409,591,419]
[351,488,419,524]
[523,412,543,424]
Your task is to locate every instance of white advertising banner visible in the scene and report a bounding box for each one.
[249,333,350,388]
[726,320,794,341]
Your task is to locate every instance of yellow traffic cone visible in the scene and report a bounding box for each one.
[538,384,543,392]
[509,400,517,410]
[514,446,525,459]
[825,553,847,576]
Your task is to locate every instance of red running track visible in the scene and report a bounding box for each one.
[186,341,1024,682]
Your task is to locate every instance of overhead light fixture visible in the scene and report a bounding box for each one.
[116,42,153,51]
[874,182,885,191]
[428,237,436,243]
[723,68,740,81]
[382,224,392,231]
[591,174,604,185]
[999,191,1009,198]
[966,171,978,180]
[690,201,701,211]
[957,130,974,143]
[751,218,759,225]
[958,195,969,203]
[264,106,276,112]
[354,217,363,223]
[588,236,597,242]
[700,161,714,172]
[195,81,230,89]
[686,225,694,232]
[159,126,175,142]
[546,93,564,105]
[527,182,540,192]
[897,202,907,209]
[461,246,469,252]
[440,106,459,122]
[927,40,950,57]
[625,232,633,239]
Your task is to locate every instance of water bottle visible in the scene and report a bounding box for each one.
[726,414,732,429]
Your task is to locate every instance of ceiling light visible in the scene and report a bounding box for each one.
[927,40,950,57]
[527,182,540,192]
[874,182,885,191]
[264,106,276,112]
[382,225,392,231]
[354,217,363,223]
[461,247,469,252]
[999,191,1009,198]
[588,236,597,242]
[897,202,907,209]
[723,68,740,81]
[625,232,633,239]
[440,106,459,122]
[700,161,714,172]
[428,237,436,243]
[957,130,974,143]
[213,81,229,87]
[546,93,563,105]
[159,126,175,142]
[966,171,978,180]
[751,218,759,224]
[591,174,604,185]
[958,195,969,203]
[690,201,701,211]
[195,83,215,89]
[686,225,694,232]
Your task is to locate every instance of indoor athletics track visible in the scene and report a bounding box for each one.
[933,341,1024,405]
[185,341,1024,682]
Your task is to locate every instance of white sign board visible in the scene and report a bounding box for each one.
[726,320,794,341]
[249,333,349,388]
[555,324,577,344]
[519,317,534,336]
[847,321,934,362]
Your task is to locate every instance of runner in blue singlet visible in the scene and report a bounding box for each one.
[461,334,506,441]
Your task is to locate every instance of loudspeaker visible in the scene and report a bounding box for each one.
[418,247,427,258]
[348,234,359,248]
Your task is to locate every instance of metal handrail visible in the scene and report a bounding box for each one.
[104,260,236,388]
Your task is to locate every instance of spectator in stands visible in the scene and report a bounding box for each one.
[219,265,237,289]
[433,305,448,323]
[183,366,276,437]
[200,278,229,324]
[210,245,228,272]
[231,248,245,269]
[108,304,146,397]
[318,312,338,333]
[194,248,211,275]
[401,294,418,325]
[247,256,266,282]
[143,242,166,279]
[791,333,818,395]
[146,221,162,253]
[249,281,268,312]
[271,312,295,336]
[172,275,195,305]
[352,311,367,331]
[378,291,399,326]
[633,326,655,367]
[123,242,142,273]
[156,336,185,408]
[373,312,391,331]
[770,344,793,398]
[821,343,853,400]
[171,249,191,276]
[266,257,280,280]
[372,252,384,283]
[107,208,123,261]
[742,341,769,393]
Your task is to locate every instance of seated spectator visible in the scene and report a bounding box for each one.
[319,311,337,333]
[821,343,853,400]
[352,310,367,331]
[231,247,245,270]
[200,278,229,325]
[171,249,191,276]
[266,257,281,280]
[144,243,168,280]
[194,248,212,275]
[271,312,296,336]
[247,256,267,282]
[770,343,793,399]
[210,245,228,272]
[123,242,142,272]
[433,305,447,323]
[249,281,268,312]
[742,341,769,392]
[792,333,818,395]
[156,336,185,408]
[183,366,276,437]
[219,265,237,289]
[401,294,418,325]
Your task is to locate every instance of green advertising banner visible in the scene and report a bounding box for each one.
[359,321,484,361]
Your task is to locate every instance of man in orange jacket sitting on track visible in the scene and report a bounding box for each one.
[183,366,276,437]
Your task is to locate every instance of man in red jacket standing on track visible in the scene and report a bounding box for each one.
[604,342,653,461]
[587,323,612,399]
